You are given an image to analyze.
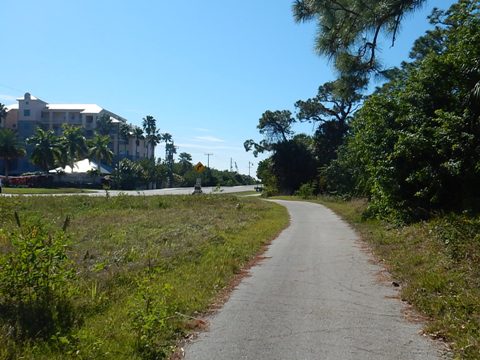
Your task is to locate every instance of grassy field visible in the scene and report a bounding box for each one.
[289,196,478,359]
[0,194,288,359]
[2,187,94,194]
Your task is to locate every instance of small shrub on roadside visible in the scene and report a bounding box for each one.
[432,215,480,264]
[129,281,179,360]
[295,182,316,199]
[0,223,77,340]
[261,185,279,197]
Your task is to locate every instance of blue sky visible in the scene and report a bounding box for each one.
[1,0,456,176]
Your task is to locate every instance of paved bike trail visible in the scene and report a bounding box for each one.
[184,200,447,359]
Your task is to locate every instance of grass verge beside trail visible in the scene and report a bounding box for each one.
[0,194,288,359]
[298,196,478,359]
[2,187,94,194]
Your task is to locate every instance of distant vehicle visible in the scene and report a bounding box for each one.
[254,185,263,192]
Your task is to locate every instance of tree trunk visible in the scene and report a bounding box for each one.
[4,158,9,178]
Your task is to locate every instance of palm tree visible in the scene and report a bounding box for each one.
[0,103,7,128]
[119,122,131,156]
[163,132,174,164]
[0,128,26,177]
[163,134,176,187]
[133,126,144,160]
[142,115,160,159]
[178,152,193,174]
[142,115,156,135]
[162,132,172,144]
[96,113,113,136]
[27,128,62,173]
[61,125,88,169]
[163,133,175,161]
[88,134,113,171]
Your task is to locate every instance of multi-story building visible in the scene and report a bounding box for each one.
[2,92,149,175]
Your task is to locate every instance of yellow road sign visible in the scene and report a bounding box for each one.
[194,162,206,173]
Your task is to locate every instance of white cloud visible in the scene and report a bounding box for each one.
[194,135,225,143]
[193,127,211,133]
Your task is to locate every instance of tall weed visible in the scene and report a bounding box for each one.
[129,280,178,359]
[0,222,77,340]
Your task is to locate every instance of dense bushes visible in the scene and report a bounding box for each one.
[251,1,479,221]
[326,0,480,220]
[0,221,76,340]
[112,158,257,190]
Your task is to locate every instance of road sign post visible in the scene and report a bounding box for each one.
[192,162,205,194]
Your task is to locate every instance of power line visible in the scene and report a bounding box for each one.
[0,83,25,94]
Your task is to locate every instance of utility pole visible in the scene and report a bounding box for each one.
[248,161,254,177]
[205,153,213,168]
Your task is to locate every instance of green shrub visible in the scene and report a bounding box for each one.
[295,182,316,199]
[262,185,279,197]
[0,224,76,339]
[129,281,178,359]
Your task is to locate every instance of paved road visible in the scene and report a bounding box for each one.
[101,185,256,196]
[184,200,447,360]
[1,185,257,197]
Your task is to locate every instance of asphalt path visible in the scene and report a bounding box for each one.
[184,200,447,360]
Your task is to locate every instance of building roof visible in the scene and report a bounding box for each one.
[110,117,122,124]
[16,93,46,103]
[46,103,103,114]
[14,92,127,121]
[49,158,111,174]
[6,104,18,111]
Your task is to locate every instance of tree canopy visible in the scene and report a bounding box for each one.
[0,103,7,127]
[96,113,113,136]
[27,128,62,172]
[61,125,88,168]
[245,110,316,194]
[0,129,26,177]
[325,0,480,220]
[88,134,113,167]
[292,0,426,76]
[246,0,480,220]
[142,115,161,159]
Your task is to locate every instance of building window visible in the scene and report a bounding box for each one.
[24,109,30,117]
[86,115,93,123]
